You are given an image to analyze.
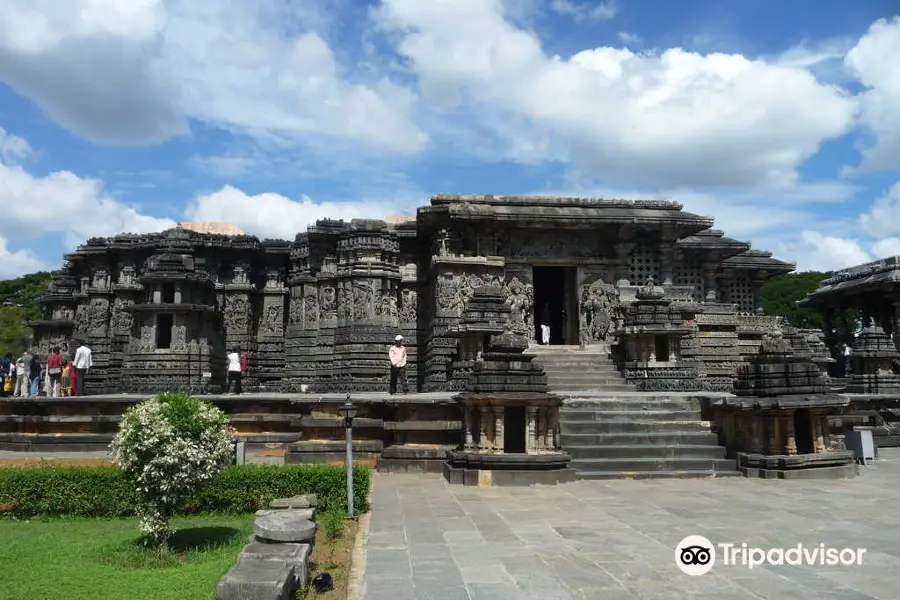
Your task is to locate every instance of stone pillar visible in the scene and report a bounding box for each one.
[526,406,537,454]
[749,414,764,453]
[543,408,553,449]
[782,413,797,455]
[766,414,780,455]
[703,264,719,302]
[813,413,827,453]
[493,406,504,453]
[478,406,490,450]
[464,406,474,450]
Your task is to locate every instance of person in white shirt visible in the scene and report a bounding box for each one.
[226,347,243,395]
[73,341,93,397]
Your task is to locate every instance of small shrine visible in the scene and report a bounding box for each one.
[444,286,575,486]
[712,334,856,479]
[847,319,900,394]
[615,277,702,392]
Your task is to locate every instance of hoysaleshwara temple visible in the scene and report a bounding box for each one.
[7,194,897,481]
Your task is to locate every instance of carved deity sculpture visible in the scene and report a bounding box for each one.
[337,286,351,319]
[304,291,319,324]
[353,281,374,320]
[111,298,135,333]
[87,299,108,333]
[375,289,398,319]
[581,278,618,343]
[320,286,336,314]
[224,295,249,331]
[399,288,418,323]
[260,304,282,335]
[504,276,533,334]
[288,295,303,325]
[436,277,459,312]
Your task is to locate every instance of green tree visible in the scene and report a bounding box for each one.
[762,271,829,329]
[0,306,33,356]
[0,271,53,321]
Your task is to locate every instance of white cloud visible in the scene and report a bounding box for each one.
[550,0,617,22]
[374,0,857,188]
[617,32,642,46]
[859,182,900,238]
[0,127,33,163]
[0,0,427,152]
[845,17,900,172]
[0,129,175,276]
[775,229,900,273]
[183,185,418,241]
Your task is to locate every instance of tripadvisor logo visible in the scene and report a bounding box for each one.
[675,535,867,575]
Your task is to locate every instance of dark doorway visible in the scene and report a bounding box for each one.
[504,406,526,453]
[533,266,578,345]
[794,409,814,454]
[156,314,173,349]
[162,283,175,304]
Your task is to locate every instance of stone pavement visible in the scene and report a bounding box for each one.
[359,451,900,600]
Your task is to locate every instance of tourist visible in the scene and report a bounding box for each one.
[226,346,243,395]
[62,361,73,397]
[29,352,42,397]
[389,335,409,395]
[47,347,64,398]
[73,341,93,396]
[540,303,552,345]
[14,350,32,397]
[843,343,852,377]
[0,353,12,397]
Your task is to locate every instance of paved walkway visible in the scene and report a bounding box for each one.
[360,452,900,600]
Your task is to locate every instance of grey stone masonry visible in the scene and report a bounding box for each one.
[361,455,900,600]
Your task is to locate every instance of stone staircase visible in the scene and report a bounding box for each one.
[559,396,739,479]
[527,345,635,392]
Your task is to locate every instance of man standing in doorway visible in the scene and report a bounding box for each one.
[227,347,243,395]
[540,303,552,345]
[73,341,92,396]
[389,334,409,395]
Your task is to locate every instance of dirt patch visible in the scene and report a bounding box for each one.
[302,518,360,600]
[0,458,112,469]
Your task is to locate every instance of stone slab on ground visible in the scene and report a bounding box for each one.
[256,508,315,520]
[360,448,900,600]
[254,510,316,543]
[271,494,318,509]
[216,557,294,600]
[240,542,312,587]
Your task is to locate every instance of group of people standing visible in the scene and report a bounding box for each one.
[1,342,93,398]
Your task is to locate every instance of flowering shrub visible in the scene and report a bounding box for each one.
[109,392,234,551]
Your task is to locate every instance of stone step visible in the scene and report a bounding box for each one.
[575,468,742,480]
[550,384,637,392]
[562,398,700,410]
[570,457,737,472]
[560,420,712,434]
[541,365,621,374]
[565,444,727,459]
[545,376,631,387]
[536,360,617,368]
[559,431,720,446]
[559,409,703,422]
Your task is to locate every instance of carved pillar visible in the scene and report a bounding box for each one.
[464,406,474,450]
[478,406,490,450]
[703,264,719,302]
[766,414,780,455]
[749,414,764,453]
[526,406,537,454]
[543,407,553,449]
[813,413,827,453]
[782,414,797,455]
[493,406,504,453]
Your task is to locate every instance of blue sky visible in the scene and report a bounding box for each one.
[0,0,899,278]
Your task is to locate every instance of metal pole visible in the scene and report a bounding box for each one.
[346,418,354,518]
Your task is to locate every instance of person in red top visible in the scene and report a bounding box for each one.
[46,347,64,398]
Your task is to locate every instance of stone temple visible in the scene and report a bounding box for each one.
[19,194,857,480]
[30,195,794,395]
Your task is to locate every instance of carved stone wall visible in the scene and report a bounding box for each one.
[578,274,619,345]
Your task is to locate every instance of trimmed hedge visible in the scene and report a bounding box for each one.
[0,464,370,518]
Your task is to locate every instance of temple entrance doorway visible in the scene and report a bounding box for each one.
[504,406,527,453]
[532,266,579,345]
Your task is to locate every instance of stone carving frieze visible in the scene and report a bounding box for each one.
[336,286,351,319]
[375,289,398,319]
[136,325,154,352]
[111,297,134,334]
[353,281,374,320]
[319,286,336,315]
[260,303,283,335]
[171,325,187,350]
[399,288,418,323]
[304,289,319,324]
[223,295,250,331]
[509,231,600,259]
[288,295,303,325]
[86,299,109,334]
[580,277,619,343]
[436,277,459,313]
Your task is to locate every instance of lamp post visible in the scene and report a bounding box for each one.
[338,393,358,518]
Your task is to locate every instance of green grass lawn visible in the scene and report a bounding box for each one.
[0,514,254,600]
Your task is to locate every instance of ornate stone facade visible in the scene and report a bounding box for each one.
[30,195,793,394]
